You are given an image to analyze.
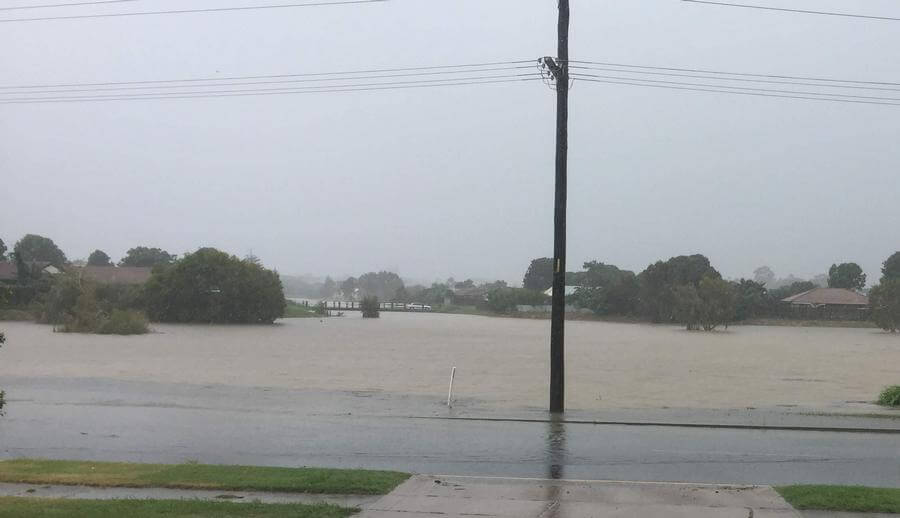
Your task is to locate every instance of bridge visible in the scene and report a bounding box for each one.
[314,301,431,312]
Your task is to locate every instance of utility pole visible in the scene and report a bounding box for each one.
[545,0,570,414]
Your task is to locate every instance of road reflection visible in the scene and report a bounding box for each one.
[543,416,568,517]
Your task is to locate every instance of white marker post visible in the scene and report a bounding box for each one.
[447,367,456,407]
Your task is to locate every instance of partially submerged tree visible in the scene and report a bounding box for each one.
[87,249,113,266]
[360,296,380,318]
[674,275,736,331]
[119,246,176,267]
[828,263,866,291]
[143,248,285,323]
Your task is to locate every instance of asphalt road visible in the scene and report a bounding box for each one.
[0,377,897,487]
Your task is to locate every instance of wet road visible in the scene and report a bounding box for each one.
[0,377,898,487]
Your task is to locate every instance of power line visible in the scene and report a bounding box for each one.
[0,0,137,11]
[0,0,387,23]
[567,60,900,87]
[0,77,540,104]
[682,0,900,21]
[0,60,535,90]
[570,65,900,93]
[569,72,900,103]
[573,77,900,107]
[0,66,536,96]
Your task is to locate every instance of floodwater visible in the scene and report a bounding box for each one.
[0,313,897,411]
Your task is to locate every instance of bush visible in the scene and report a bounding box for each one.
[0,309,35,321]
[314,301,328,316]
[360,296,380,318]
[878,386,900,407]
[98,310,150,335]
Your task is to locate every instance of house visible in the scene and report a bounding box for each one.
[0,261,60,284]
[77,266,153,285]
[781,287,869,320]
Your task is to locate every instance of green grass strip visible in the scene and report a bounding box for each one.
[776,485,900,513]
[0,497,355,518]
[0,459,408,496]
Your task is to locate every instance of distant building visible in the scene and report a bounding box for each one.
[0,261,60,284]
[781,287,869,320]
[77,266,153,285]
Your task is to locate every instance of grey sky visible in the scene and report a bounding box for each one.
[2,0,898,286]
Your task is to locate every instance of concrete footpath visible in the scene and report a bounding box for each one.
[360,475,889,518]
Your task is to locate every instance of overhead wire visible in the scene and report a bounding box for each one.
[0,0,387,23]
[0,0,138,11]
[681,0,900,21]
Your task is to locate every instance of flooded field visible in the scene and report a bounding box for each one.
[0,313,897,411]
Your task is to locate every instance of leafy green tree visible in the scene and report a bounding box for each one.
[0,238,6,261]
[357,271,404,301]
[393,286,409,303]
[455,279,476,289]
[360,296,380,318]
[13,234,67,267]
[673,275,736,331]
[882,252,900,283]
[87,249,113,266]
[482,287,548,313]
[869,279,900,332]
[733,279,769,321]
[143,248,285,323]
[571,261,638,315]
[119,247,176,267]
[523,257,554,292]
[638,254,720,322]
[828,263,866,290]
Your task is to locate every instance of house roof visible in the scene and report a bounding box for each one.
[782,287,869,306]
[79,266,153,285]
[0,261,55,281]
[0,262,15,281]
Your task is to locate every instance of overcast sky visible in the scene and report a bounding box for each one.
[1,0,898,285]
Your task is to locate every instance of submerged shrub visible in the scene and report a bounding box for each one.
[878,385,900,407]
[98,309,150,335]
[361,296,380,318]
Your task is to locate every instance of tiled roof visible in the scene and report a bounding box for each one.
[782,287,869,306]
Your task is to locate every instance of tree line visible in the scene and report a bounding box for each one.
[523,252,900,331]
[1,234,286,333]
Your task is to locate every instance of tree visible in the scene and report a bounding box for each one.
[869,279,900,332]
[638,254,720,323]
[87,249,113,266]
[828,263,866,291]
[570,261,638,316]
[119,247,176,267]
[143,248,285,324]
[673,275,736,331]
[360,296,380,318]
[0,238,6,261]
[734,279,768,321]
[357,271,404,301]
[13,234,67,267]
[753,266,775,287]
[393,286,410,303]
[523,257,554,292]
[882,252,900,283]
[319,277,336,299]
[340,277,357,300]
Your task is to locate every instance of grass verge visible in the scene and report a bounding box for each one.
[0,497,355,518]
[0,460,409,495]
[776,485,900,513]
[283,301,320,318]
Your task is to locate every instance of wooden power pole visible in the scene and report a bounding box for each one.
[549,0,569,414]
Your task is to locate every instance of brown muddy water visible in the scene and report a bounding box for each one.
[0,313,897,411]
